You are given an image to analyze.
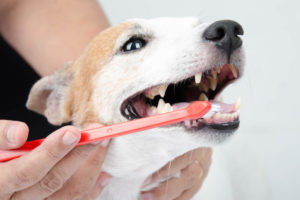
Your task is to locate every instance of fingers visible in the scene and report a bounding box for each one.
[49,139,111,199]
[174,158,212,200]
[90,172,112,199]
[0,120,29,149]
[0,126,81,195]
[143,148,211,187]
[174,176,203,200]
[140,161,203,200]
[140,148,213,200]
[10,144,98,200]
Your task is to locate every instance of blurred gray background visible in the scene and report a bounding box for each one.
[99,0,300,199]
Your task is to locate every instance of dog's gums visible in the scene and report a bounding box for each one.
[121,64,240,130]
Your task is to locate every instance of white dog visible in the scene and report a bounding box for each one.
[26,17,264,200]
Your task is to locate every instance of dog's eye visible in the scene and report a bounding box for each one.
[122,37,146,52]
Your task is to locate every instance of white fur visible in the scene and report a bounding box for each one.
[28,17,268,200]
[89,18,247,199]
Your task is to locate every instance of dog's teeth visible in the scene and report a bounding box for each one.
[209,77,218,91]
[163,103,173,113]
[228,64,238,78]
[214,113,221,120]
[234,97,241,110]
[194,72,202,84]
[158,84,168,98]
[157,99,166,111]
[220,113,227,121]
[156,99,172,114]
[151,106,158,114]
[199,83,209,93]
[145,89,157,100]
[145,84,168,99]
[199,93,208,101]
[216,67,221,74]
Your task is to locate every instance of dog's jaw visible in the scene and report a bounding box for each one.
[26,17,245,200]
[91,17,244,140]
[90,18,244,199]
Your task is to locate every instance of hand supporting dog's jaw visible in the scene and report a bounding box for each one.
[26,17,245,200]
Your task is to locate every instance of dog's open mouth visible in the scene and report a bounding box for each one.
[121,64,241,130]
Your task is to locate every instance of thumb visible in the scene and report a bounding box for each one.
[0,120,29,149]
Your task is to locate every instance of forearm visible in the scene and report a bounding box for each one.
[0,0,109,76]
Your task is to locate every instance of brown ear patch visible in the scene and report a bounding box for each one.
[68,22,131,127]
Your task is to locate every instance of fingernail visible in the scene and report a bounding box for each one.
[97,173,112,187]
[101,139,110,147]
[142,176,152,188]
[62,131,79,146]
[140,193,153,200]
[6,124,18,143]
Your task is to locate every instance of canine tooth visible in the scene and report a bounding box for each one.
[195,72,202,84]
[158,84,168,98]
[145,88,159,100]
[199,93,208,101]
[209,77,218,91]
[228,64,238,78]
[199,83,209,93]
[216,67,221,74]
[234,97,241,110]
[146,93,156,100]
[157,99,166,112]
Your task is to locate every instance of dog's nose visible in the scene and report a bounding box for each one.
[203,20,244,56]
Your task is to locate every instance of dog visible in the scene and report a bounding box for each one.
[27,17,247,200]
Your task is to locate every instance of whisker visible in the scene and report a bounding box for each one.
[164,161,173,198]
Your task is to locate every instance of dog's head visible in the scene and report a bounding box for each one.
[27,17,244,146]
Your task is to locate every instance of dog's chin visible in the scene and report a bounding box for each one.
[159,121,239,145]
[186,125,238,145]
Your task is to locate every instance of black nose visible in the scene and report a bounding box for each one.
[203,20,244,56]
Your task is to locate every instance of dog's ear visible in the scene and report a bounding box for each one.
[26,63,74,125]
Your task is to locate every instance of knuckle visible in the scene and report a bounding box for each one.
[15,166,37,186]
[89,154,104,167]
[39,171,64,193]
[186,164,202,183]
[42,144,61,160]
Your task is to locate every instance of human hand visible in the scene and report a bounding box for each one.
[0,120,29,149]
[0,121,111,200]
[140,148,212,200]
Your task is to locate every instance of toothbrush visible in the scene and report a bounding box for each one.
[0,101,212,162]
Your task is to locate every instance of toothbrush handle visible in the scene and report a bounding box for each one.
[0,101,211,162]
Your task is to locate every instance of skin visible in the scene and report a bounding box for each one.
[0,0,212,199]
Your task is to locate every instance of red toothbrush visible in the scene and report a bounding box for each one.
[0,101,211,162]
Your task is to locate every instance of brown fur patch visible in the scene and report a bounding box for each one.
[65,22,131,127]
